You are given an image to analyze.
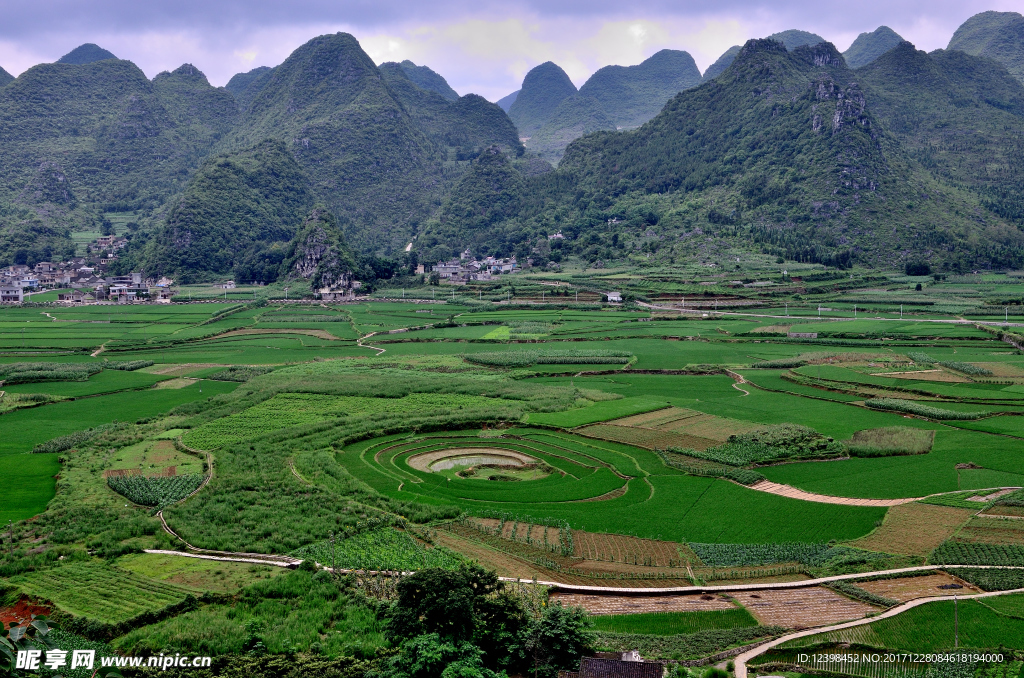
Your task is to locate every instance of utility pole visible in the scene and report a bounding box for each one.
[854,304,857,319]
[900,304,903,319]
[785,302,788,317]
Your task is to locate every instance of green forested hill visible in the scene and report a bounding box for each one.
[507,61,578,136]
[843,26,905,68]
[378,63,521,155]
[281,207,358,289]
[705,30,825,80]
[397,60,459,100]
[579,50,703,128]
[448,39,1023,271]
[0,58,237,207]
[0,58,238,262]
[418,146,526,261]
[704,46,742,79]
[126,34,519,276]
[857,42,1024,226]
[136,139,314,282]
[0,67,12,87]
[216,33,517,254]
[513,50,704,163]
[57,44,118,65]
[224,66,274,109]
[948,11,1024,84]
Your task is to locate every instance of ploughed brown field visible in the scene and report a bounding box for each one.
[730,587,879,628]
[548,592,737,615]
[857,573,981,601]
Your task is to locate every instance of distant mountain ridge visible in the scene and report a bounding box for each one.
[0,66,12,87]
[509,50,704,163]
[224,66,274,109]
[427,37,1024,272]
[705,29,825,79]
[57,44,118,65]
[496,90,519,112]
[507,62,578,136]
[4,17,1024,275]
[397,60,459,100]
[843,26,905,68]
[948,11,1024,84]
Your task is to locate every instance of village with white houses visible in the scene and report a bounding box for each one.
[425,250,522,282]
[0,233,177,304]
[0,262,174,305]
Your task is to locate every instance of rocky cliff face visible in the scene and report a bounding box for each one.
[285,207,357,290]
[19,162,76,207]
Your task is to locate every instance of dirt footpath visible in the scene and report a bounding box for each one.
[749,480,916,507]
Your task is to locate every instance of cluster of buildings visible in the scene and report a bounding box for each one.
[0,261,172,304]
[426,250,520,283]
[88,234,129,262]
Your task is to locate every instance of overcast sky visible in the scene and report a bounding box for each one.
[0,0,1019,101]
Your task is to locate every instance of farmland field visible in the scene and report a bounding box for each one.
[7,562,190,624]
[588,608,758,633]
[783,596,1024,651]
[7,276,1024,662]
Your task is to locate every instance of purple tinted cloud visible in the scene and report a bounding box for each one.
[0,0,1018,100]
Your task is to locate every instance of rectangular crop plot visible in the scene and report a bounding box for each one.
[576,424,718,451]
[856,573,981,602]
[8,562,190,623]
[549,592,736,615]
[610,407,704,428]
[573,531,693,567]
[585,406,762,449]
[588,608,758,635]
[955,516,1024,545]
[525,397,669,428]
[850,503,973,557]
[730,587,879,628]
